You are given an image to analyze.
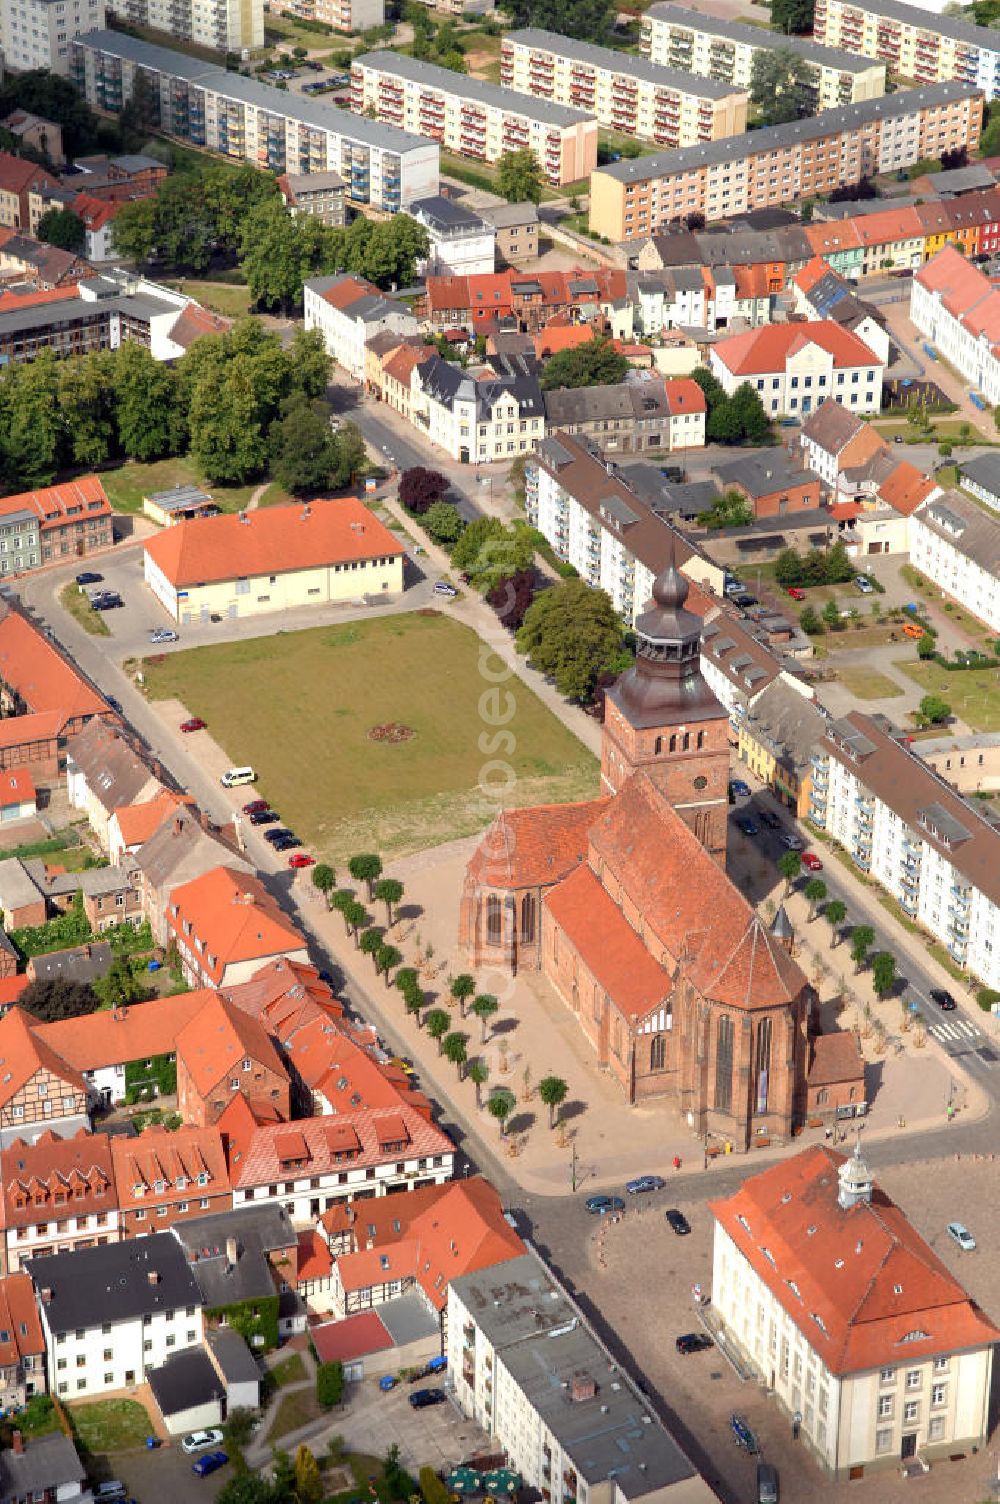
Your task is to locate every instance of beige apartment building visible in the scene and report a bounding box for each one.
[271,0,382,31]
[814,0,1000,97]
[642,3,885,111]
[351,51,597,187]
[589,81,982,242]
[500,29,747,148]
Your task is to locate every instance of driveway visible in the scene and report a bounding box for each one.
[91,1440,233,1504]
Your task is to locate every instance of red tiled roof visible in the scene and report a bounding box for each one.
[793,256,832,296]
[714,321,881,377]
[113,790,191,848]
[806,1031,864,1087]
[167,302,231,350]
[663,378,706,416]
[711,1146,1000,1376]
[39,992,209,1073]
[0,476,111,533]
[230,1104,452,1190]
[312,1310,393,1363]
[878,462,938,517]
[337,1237,420,1292]
[382,344,425,389]
[532,324,596,358]
[320,274,379,311]
[803,221,862,257]
[112,1123,229,1211]
[466,799,608,891]
[544,863,669,1021]
[588,774,806,1011]
[0,977,29,1011]
[0,1272,44,1366]
[2,1128,114,1229]
[0,153,55,194]
[145,497,404,589]
[0,1008,86,1110]
[830,501,862,521]
[176,990,287,1097]
[0,284,79,315]
[297,1228,332,1282]
[166,866,307,985]
[0,609,109,728]
[0,767,34,807]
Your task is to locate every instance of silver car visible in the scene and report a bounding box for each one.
[947,1221,976,1252]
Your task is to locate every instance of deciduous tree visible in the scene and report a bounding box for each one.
[399,466,449,514]
[540,335,629,391]
[517,579,626,702]
[824,898,847,946]
[374,878,403,927]
[850,924,874,974]
[496,147,544,204]
[750,49,817,125]
[488,1087,516,1136]
[37,206,85,252]
[538,1074,568,1128]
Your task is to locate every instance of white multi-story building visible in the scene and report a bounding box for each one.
[229,1109,455,1226]
[500,29,747,148]
[713,1143,999,1478]
[72,31,439,213]
[350,51,597,188]
[814,0,1000,99]
[910,243,1000,407]
[407,196,495,277]
[112,0,262,55]
[634,265,771,336]
[1,0,105,75]
[304,272,418,384]
[527,429,723,625]
[29,1234,204,1398]
[412,353,545,465]
[710,320,884,418]
[909,492,1000,635]
[642,3,886,109]
[449,1249,718,1504]
[810,710,1000,989]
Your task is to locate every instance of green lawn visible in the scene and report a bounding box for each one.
[108,17,224,61]
[161,279,252,318]
[268,1387,321,1441]
[100,457,264,517]
[59,582,110,637]
[900,563,994,644]
[70,1399,153,1454]
[142,612,599,861]
[902,659,1000,732]
[255,480,298,509]
[835,666,905,700]
[270,1352,307,1387]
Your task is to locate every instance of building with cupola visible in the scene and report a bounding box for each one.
[711,1143,999,1477]
[459,551,815,1148]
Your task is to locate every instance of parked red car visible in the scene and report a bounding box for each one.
[288,853,316,869]
[243,799,269,815]
[801,852,823,871]
[179,717,206,733]
[786,587,806,601]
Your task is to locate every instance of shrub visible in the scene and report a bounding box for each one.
[977,987,1000,1012]
[316,1360,344,1409]
[420,1467,452,1504]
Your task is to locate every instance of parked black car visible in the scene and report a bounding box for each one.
[249,810,279,826]
[408,1388,446,1410]
[263,827,292,844]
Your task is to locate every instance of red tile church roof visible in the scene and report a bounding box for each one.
[544,864,669,1021]
[466,799,609,890]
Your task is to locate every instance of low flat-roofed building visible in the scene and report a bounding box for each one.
[143,484,220,528]
[449,1249,718,1504]
[407,195,495,277]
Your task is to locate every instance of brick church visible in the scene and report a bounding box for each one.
[459,553,816,1151]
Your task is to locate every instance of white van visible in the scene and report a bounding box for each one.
[221,766,256,788]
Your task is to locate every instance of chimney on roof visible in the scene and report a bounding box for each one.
[226,1236,239,1267]
[570,1375,596,1403]
[174,815,183,836]
[11,1431,23,1455]
[147,1269,160,1286]
[302,504,311,521]
[40,1288,51,1304]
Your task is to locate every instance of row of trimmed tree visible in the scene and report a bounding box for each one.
[780,851,897,1001]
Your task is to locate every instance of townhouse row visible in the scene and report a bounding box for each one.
[809,711,1000,991]
[631,186,1000,294]
[815,0,1000,98]
[588,81,983,242]
[72,31,439,212]
[641,3,886,111]
[499,28,748,149]
[349,51,596,188]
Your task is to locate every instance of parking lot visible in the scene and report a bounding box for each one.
[332,1379,492,1473]
[86,1438,234,1504]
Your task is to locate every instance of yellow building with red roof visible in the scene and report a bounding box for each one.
[143,497,405,625]
[711,1143,999,1476]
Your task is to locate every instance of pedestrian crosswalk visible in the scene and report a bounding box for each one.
[927,1016,984,1053]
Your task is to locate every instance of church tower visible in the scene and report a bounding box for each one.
[601,542,731,863]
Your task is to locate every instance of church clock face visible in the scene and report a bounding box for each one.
[693,775,708,791]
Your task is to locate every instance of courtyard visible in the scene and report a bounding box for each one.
[141,611,598,862]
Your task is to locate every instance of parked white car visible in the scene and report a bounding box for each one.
[182,1429,225,1454]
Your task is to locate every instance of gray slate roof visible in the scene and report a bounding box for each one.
[29,941,113,985]
[0,1435,85,1504]
[409,194,488,233]
[916,488,1000,572]
[479,202,539,230]
[148,1347,224,1418]
[644,2,883,73]
[716,451,815,500]
[742,677,827,777]
[959,451,1000,499]
[0,858,44,915]
[506,27,743,98]
[356,50,593,127]
[598,81,981,184]
[172,1205,296,1309]
[27,1232,202,1332]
